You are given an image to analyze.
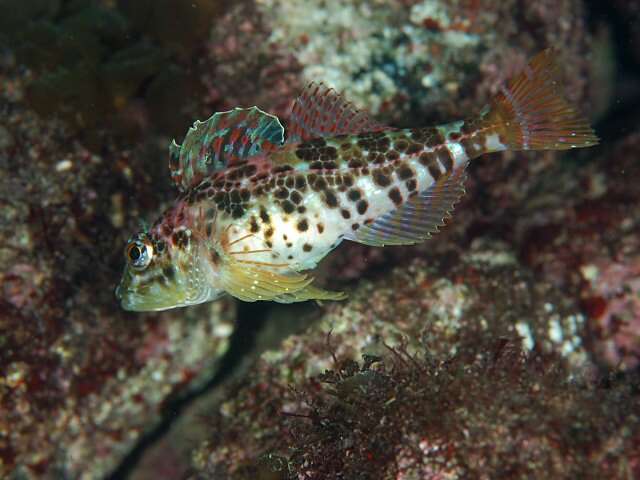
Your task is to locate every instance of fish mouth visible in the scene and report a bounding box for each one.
[115,275,224,312]
[115,282,187,312]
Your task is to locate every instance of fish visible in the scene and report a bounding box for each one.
[115,49,598,311]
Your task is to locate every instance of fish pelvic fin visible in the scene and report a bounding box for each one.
[219,256,314,302]
[216,228,346,303]
[484,49,599,151]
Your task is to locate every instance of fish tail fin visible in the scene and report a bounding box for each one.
[484,48,599,151]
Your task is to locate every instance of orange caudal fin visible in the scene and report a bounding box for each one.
[486,49,599,151]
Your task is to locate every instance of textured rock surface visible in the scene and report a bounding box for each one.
[0,36,235,480]
[190,251,639,479]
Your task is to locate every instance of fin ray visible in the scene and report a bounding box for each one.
[286,82,387,144]
[170,107,284,191]
[485,48,598,151]
[348,168,467,246]
[220,257,314,302]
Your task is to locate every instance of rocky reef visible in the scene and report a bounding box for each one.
[0,0,638,478]
[191,251,639,478]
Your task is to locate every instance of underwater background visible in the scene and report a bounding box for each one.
[0,0,639,478]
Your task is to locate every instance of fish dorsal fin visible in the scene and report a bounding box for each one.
[169,107,285,191]
[349,167,468,246]
[286,82,387,144]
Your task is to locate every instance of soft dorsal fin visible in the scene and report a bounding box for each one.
[169,107,285,191]
[286,82,387,144]
[348,167,468,246]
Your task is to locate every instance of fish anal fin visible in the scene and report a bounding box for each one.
[349,168,468,247]
[286,82,388,144]
[170,107,284,191]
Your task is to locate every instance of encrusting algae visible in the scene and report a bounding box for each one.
[116,49,598,311]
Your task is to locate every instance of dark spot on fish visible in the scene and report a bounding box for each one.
[323,189,338,208]
[395,139,409,151]
[297,219,309,232]
[425,129,446,147]
[297,206,307,213]
[325,146,338,158]
[295,175,307,189]
[341,209,351,219]
[275,188,288,199]
[303,243,313,252]
[249,217,259,233]
[172,230,190,248]
[372,170,391,187]
[406,179,417,192]
[285,176,295,188]
[244,164,257,177]
[406,143,423,155]
[317,223,324,234]
[348,158,364,168]
[260,206,270,224]
[272,165,294,174]
[397,164,414,180]
[386,150,399,161]
[290,190,303,204]
[286,242,293,248]
[266,240,273,248]
[343,175,354,187]
[388,187,403,206]
[282,200,296,214]
[352,223,360,230]
[265,227,274,238]
[436,146,454,172]
[314,177,328,191]
[155,240,166,253]
[348,189,361,201]
[357,200,368,215]
[230,189,241,203]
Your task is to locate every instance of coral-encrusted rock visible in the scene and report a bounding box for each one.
[190,247,640,479]
[257,0,595,125]
[0,57,235,478]
[515,131,640,370]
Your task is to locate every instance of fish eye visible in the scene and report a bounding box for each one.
[126,239,153,270]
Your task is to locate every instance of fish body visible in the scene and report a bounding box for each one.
[116,49,598,311]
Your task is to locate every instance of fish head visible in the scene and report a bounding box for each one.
[115,229,224,311]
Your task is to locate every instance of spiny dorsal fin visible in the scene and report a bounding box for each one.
[349,168,468,247]
[169,107,284,191]
[286,82,387,144]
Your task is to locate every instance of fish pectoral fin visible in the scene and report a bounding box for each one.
[273,283,348,304]
[219,258,314,302]
[347,167,468,247]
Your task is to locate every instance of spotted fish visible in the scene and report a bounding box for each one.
[116,49,598,311]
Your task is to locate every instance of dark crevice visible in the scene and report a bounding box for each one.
[106,301,274,480]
